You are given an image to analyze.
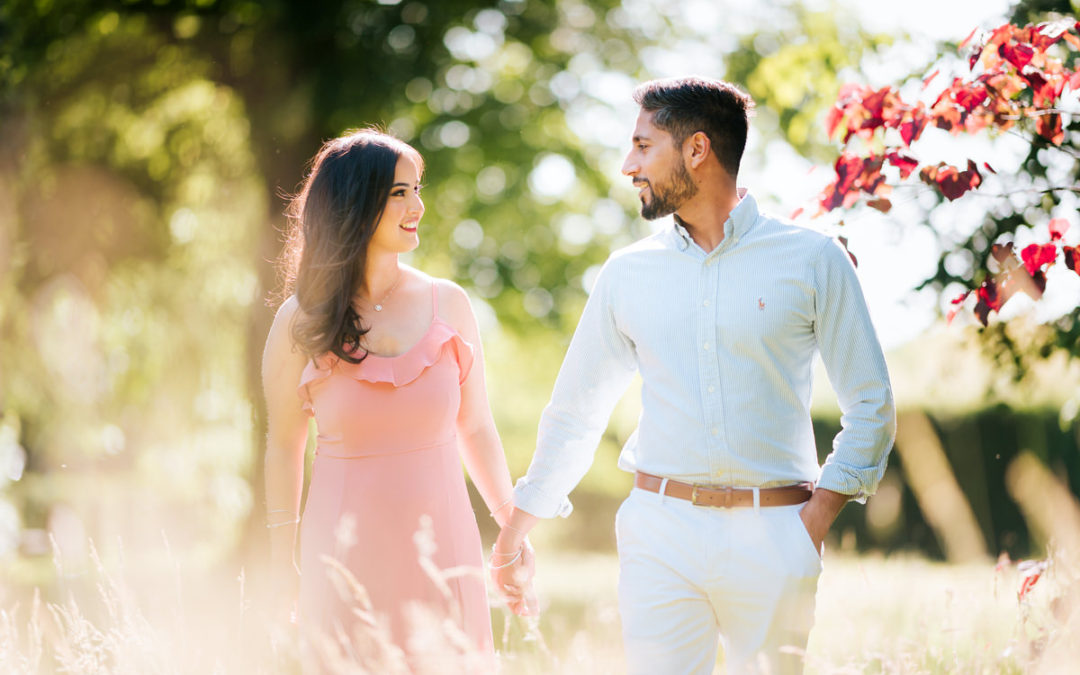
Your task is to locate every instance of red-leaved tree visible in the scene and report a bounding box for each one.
[812,18,1080,331]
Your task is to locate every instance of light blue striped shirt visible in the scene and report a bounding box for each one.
[515,191,896,518]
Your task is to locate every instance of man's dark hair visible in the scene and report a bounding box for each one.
[632,77,755,178]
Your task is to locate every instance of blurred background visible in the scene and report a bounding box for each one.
[1,0,1079,672]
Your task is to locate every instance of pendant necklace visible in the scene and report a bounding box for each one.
[372,272,402,312]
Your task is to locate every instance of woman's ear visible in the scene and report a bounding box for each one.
[686,131,711,169]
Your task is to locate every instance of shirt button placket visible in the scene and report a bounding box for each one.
[699,252,723,480]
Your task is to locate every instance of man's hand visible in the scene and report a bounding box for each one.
[797,487,849,552]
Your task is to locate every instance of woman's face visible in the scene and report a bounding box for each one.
[369,154,425,256]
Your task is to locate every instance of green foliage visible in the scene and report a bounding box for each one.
[0,9,263,558]
[0,0,656,565]
[725,5,893,161]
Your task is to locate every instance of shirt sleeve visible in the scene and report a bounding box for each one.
[812,238,897,503]
[513,259,638,518]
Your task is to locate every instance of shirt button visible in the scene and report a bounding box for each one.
[703,299,710,307]
[707,385,715,393]
[703,342,711,350]
[711,427,719,436]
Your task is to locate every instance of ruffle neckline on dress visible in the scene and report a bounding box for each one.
[297,319,474,413]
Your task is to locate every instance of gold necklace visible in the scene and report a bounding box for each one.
[371,272,402,312]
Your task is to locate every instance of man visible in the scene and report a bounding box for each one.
[492,76,896,674]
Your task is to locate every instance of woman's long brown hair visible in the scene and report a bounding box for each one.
[279,129,423,363]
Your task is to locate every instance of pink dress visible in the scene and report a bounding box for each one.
[296,283,492,663]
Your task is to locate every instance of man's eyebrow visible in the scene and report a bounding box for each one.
[632,135,652,143]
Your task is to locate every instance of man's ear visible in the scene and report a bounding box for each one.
[685,131,710,169]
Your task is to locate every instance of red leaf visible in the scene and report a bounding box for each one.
[947,291,969,324]
[867,198,892,213]
[1018,571,1041,601]
[973,280,998,325]
[790,207,804,219]
[1024,69,1066,107]
[1048,218,1069,241]
[999,42,1035,70]
[838,236,858,267]
[983,162,997,174]
[825,105,845,140]
[979,279,1005,310]
[991,242,1015,264]
[923,69,940,87]
[1036,18,1076,45]
[953,85,987,112]
[989,240,1015,272]
[818,183,842,213]
[1064,246,1080,274]
[899,115,927,146]
[886,152,919,179]
[1017,559,1050,602]
[833,153,864,194]
[922,161,982,201]
[969,44,984,70]
[1037,112,1065,145]
[1020,243,1057,275]
[1069,70,1080,91]
[1032,269,1047,296]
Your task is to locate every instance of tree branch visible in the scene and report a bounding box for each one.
[1001,128,1080,160]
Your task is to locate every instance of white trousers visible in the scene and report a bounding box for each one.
[615,487,822,675]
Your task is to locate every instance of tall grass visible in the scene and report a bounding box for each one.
[1,544,1074,674]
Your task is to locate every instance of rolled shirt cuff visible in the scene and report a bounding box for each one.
[817,463,880,505]
[513,477,574,519]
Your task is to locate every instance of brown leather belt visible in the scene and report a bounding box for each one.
[634,471,813,508]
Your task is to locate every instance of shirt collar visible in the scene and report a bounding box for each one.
[669,187,757,250]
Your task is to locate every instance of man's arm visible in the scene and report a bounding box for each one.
[511,259,639,519]
[805,238,897,545]
[492,260,637,602]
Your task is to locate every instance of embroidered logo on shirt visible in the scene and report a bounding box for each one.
[758,297,766,310]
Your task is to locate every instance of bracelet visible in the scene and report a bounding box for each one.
[490,544,520,557]
[489,497,513,518]
[266,517,300,529]
[488,548,522,569]
[502,523,528,536]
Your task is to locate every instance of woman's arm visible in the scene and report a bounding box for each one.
[440,280,515,526]
[441,280,536,614]
[261,296,312,575]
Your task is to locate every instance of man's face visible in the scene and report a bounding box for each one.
[621,110,698,220]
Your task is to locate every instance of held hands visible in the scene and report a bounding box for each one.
[490,531,538,616]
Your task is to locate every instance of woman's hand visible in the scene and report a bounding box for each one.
[490,537,538,616]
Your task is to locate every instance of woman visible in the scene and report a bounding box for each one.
[261,129,532,671]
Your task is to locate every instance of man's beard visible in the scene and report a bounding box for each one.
[639,159,698,220]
